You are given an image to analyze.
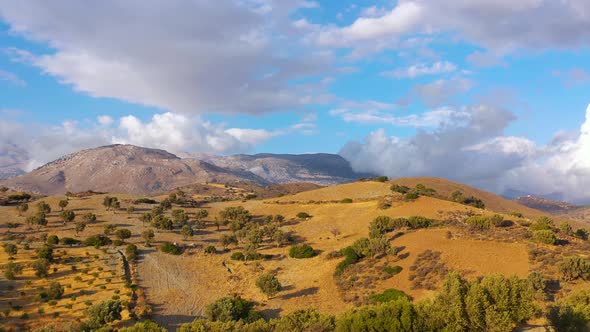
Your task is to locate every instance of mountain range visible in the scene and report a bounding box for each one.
[0,144,372,195]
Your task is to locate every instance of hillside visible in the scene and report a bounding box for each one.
[0,145,370,195]
[515,196,580,214]
[1,177,588,331]
[390,177,548,219]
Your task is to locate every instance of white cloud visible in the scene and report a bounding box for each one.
[0,111,306,171]
[398,77,474,107]
[381,61,456,79]
[97,115,113,126]
[332,107,469,128]
[340,103,590,204]
[0,69,25,86]
[0,0,330,115]
[313,0,590,54]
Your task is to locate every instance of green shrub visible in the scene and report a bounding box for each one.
[404,192,420,200]
[372,176,389,182]
[205,296,259,323]
[289,244,316,259]
[559,256,590,281]
[390,184,410,194]
[256,273,282,298]
[340,198,353,203]
[296,212,311,219]
[383,265,403,276]
[160,242,181,255]
[230,252,245,261]
[368,289,411,304]
[61,237,81,246]
[531,216,554,231]
[575,228,589,240]
[85,300,122,329]
[133,198,158,205]
[125,244,139,261]
[466,216,491,231]
[407,216,433,229]
[204,245,217,254]
[83,235,112,248]
[334,247,360,276]
[272,308,335,332]
[46,235,59,245]
[533,230,557,245]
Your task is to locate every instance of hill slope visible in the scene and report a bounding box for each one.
[390,177,548,218]
[515,196,580,214]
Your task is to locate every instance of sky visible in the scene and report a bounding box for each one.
[1,0,590,202]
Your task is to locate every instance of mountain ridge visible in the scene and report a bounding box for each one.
[0,144,371,195]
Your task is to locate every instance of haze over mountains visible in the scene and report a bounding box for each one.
[0,144,372,195]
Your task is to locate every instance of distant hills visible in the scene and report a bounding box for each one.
[0,144,372,195]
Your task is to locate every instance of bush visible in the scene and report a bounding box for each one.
[84,235,112,248]
[61,237,81,246]
[160,242,181,255]
[204,245,217,254]
[32,259,50,278]
[559,256,590,281]
[272,308,335,332]
[85,300,122,328]
[336,299,420,331]
[230,252,245,261]
[36,244,53,261]
[340,198,353,203]
[133,198,158,205]
[296,212,311,219]
[383,265,403,276]
[404,192,420,200]
[533,230,557,245]
[46,235,59,245]
[490,214,508,227]
[119,320,167,332]
[575,228,589,241]
[466,216,491,231]
[369,216,393,238]
[256,273,282,298]
[334,247,360,276]
[115,229,132,241]
[372,176,389,182]
[289,244,316,258]
[390,184,410,194]
[407,216,433,229]
[510,211,524,218]
[531,216,554,231]
[126,244,139,261]
[368,289,411,304]
[47,281,64,300]
[205,296,258,323]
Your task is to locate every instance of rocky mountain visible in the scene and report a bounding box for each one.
[515,195,580,215]
[0,167,25,179]
[0,145,370,195]
[203,153,371,186]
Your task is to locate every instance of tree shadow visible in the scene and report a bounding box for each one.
[280,287,319,300]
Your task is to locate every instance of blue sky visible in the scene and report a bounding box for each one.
[1,1,590,202]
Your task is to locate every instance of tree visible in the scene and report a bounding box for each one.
[104,224,117,235]
[534,230,558,245]
[3,261,23,280]
[560,222,574,236]
[36,201,51,214]
[195,209,209,221]
[575,228,589,241]
[60,210,76,224]
[256,273,282,298]
[32,258,50,278]
[16,203,28,216]
[159,198,173,210]
[220,233,238,248]
[126,205,135,214]
[82,213,97,223]
[126,244,139,262]
[142,229,155,246]
[75,222,87,235]
[47,281,64,299]
[37,244,54,261]
[205,296,256,322]
[115,228,132,243]
[219,206,252,231]
[58,199,69,211]
[27,212,47,230]
[559,256,590,281]
[272,229,290,247]
[181,225,194,240]
[369,216,393,238]
[289,244,316,258]
[151,215,173,230]
[6,222,19,233]
[160,242,180,255]
[47,235,59,245]
[140,213,152,226]
[172,209,189,225]
[85,300,122,328]
[4,243,17,258]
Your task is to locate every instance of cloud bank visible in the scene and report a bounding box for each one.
[340,104,590,204]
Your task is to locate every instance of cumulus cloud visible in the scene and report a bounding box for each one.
[331,107,470,128]
[0,111,308,171]
[314,0,590,54]
[340,103,590,204]
[381,61,456,79]
[0,0,329,114]
[398,77,474,107]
